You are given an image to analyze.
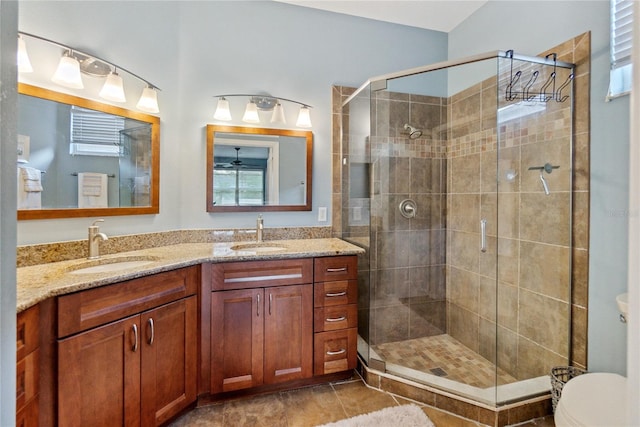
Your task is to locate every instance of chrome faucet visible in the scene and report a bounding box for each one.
[88,219,108,259]
[256,214,264,243]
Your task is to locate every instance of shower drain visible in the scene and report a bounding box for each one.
[430,367,447,377]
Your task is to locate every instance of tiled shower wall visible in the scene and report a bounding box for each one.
[332,32,590,377]
[447,64,574,382]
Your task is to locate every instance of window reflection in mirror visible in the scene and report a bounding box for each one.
[206,125,312,212]
[17,83,159,220]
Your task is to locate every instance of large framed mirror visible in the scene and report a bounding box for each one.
[17,83,160,220]
[206,125,312,212]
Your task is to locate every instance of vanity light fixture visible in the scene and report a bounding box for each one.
[17,35,33,73]
[213,94,313,128]
[18,31,161,114]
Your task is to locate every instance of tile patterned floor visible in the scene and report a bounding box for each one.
[373,334,518,388]
[169,375,555,427]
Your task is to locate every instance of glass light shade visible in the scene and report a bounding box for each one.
[51,53,83,89]
[242,101,260,123]
[214,97,232,121]
[296,106,312,128]
[17,37,33,73]
[270,102,286,124]
[136,86,160,113]
[99,71,126,103]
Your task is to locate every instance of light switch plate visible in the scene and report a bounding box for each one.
[318,207,327,222]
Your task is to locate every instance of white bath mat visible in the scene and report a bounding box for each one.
[318,404,435,427]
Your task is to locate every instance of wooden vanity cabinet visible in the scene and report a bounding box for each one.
[210,259,314,394]
[57,266,199,427]
[16,304,40,427]
[313,256,358,375]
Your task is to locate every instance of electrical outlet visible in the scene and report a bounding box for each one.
[318,207,327,222]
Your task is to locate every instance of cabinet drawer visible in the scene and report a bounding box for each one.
[16,305,39,360]
[313,328,357,375]
[58,266,199,337]
[314,304,357,332]
[211,258,313,291]
[314,280,357,307]
[314,256,357,282]
[16,395,39,427]
[16,349,39,411]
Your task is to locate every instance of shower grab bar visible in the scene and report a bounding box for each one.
[480,219,487,253]
[326,349,346,356]
[326,291,347,297]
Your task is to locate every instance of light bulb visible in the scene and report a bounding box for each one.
[137,86,159,113]
[99,71,126,103]
[214,97,232,121]
[17,36,33,73]
[242,100,260,123]
[51,52,83,89]
[296,106,312,128]
[270,102,286,124]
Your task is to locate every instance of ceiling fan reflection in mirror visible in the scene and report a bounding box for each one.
[214,147,262,169]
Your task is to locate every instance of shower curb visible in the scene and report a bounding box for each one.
[356,357,553,427]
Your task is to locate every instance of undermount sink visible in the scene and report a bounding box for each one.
[67,256,158,275]
[230,243,287,253]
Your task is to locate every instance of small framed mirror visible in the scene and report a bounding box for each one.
[206,125,312,212]
[17,83,160,220]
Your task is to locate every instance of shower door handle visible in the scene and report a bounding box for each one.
[480,219,487,253]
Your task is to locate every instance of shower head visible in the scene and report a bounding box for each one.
[404,124,423,139]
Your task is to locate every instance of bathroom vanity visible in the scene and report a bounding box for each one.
[15,238,362,426]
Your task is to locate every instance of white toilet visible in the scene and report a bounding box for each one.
[554,372,628,426]
[555,293,630,426]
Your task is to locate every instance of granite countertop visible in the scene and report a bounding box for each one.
[17,238,364,313]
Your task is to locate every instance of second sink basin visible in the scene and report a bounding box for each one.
[67,256,158,275]
[230,243,287,253]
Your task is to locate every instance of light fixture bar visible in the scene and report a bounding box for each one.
[18,31,161,91]
[213,94,312,109]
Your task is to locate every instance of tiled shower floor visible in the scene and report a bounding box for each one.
[372,334,518,388]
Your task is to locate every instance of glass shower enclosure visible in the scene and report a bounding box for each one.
[341,51,574,406]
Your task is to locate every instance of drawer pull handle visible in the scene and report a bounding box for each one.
[269,293,273,315]
[326,316,346,322]
[257,293,260,317]
[326,267,347,273]
[132,324,139,352]
[147,318,155,346]
[327,348,346,356]
[326,291,347,297]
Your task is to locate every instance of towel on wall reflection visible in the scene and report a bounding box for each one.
[17,166,43,209]
[78,172,108,208]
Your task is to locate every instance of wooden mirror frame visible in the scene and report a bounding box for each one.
[206,125,313,212]
[17,83,160,220]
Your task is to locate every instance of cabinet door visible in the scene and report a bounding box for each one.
[211,289,264,393]
[264,284,313,384]
[58,315,141,427]
[140,296,197,427]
